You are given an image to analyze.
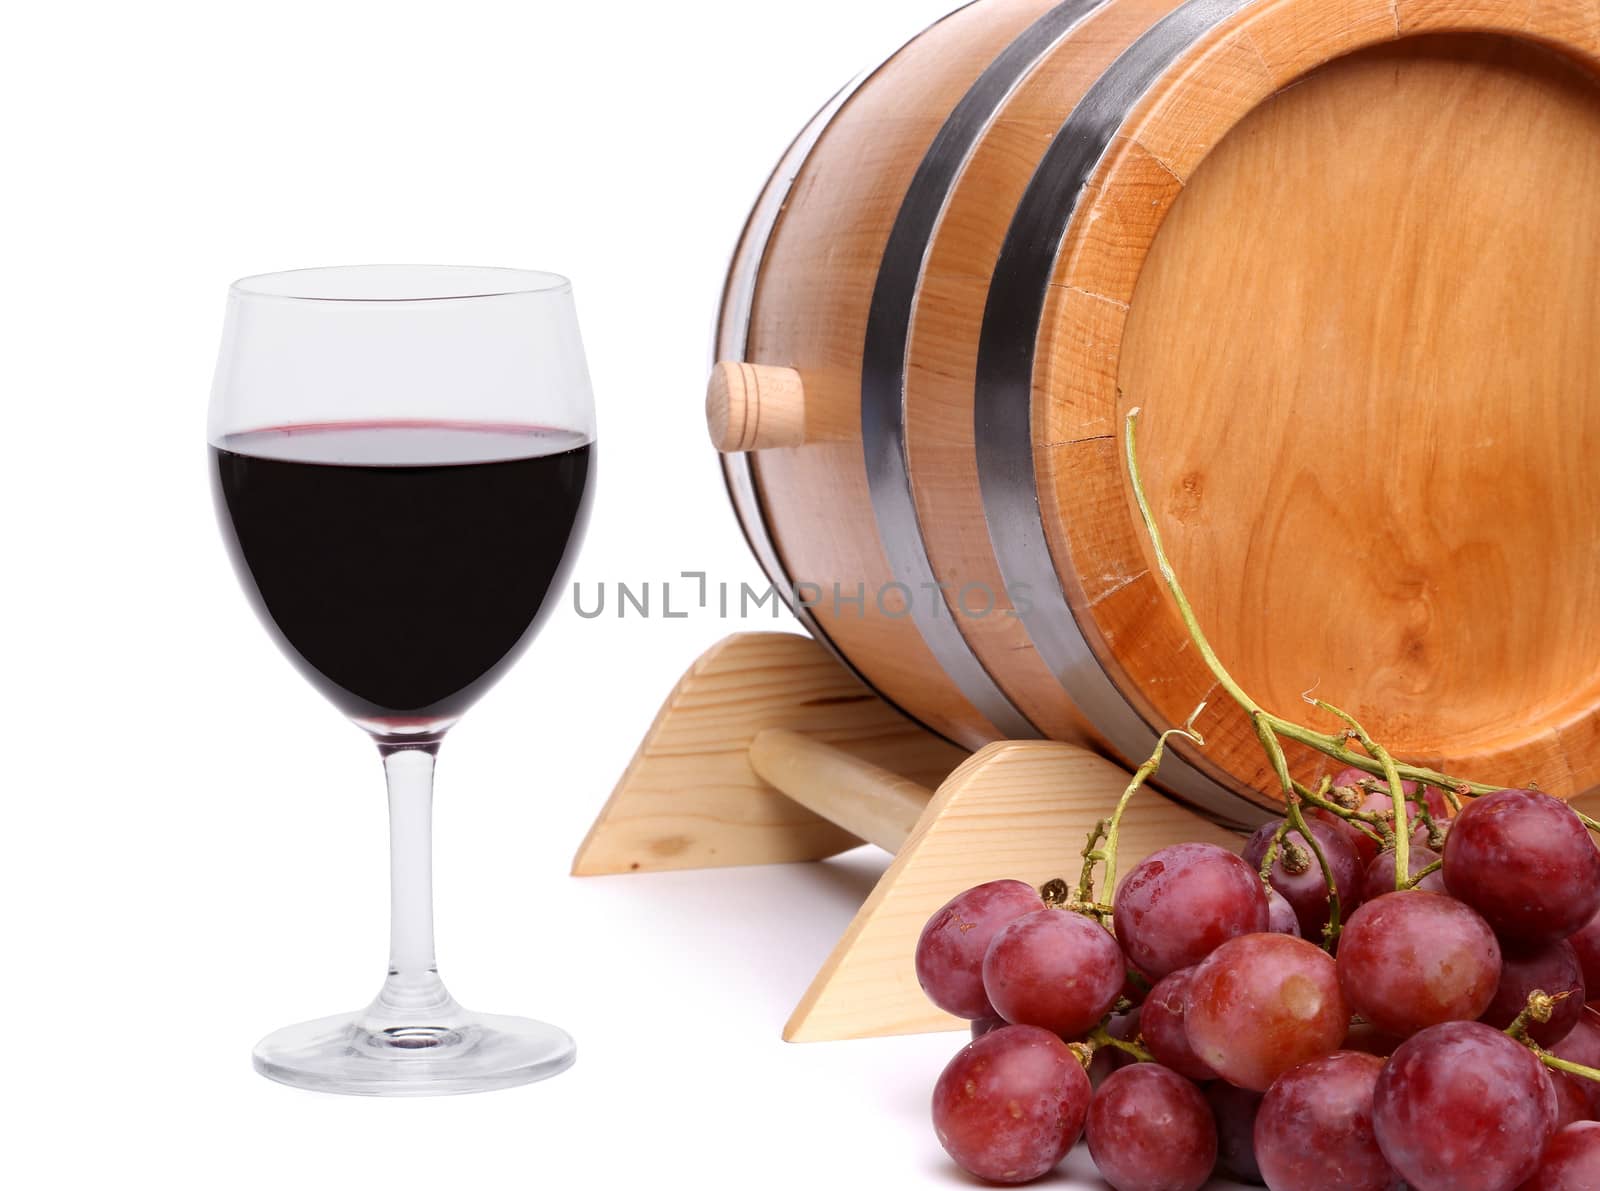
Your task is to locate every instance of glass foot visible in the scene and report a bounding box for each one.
[253,1007,575,1097]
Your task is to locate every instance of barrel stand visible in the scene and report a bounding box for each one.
[572,632,1239,1042]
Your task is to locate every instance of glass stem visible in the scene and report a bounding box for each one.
[364,741,458,1027]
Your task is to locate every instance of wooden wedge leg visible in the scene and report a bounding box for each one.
[575,633,1244,1042]
[783,741,1243,1042]
[572,632,965,876]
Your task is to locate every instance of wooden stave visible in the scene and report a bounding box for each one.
[858,0,1110,744]
[736,0,1066,750]
[902,0,1197,763]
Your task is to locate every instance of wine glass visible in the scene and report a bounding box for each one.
[208,265,596,1095]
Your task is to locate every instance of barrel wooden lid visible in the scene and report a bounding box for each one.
[1037,8,1600,797]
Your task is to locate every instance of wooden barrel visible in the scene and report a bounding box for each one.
[710,0,1600,826]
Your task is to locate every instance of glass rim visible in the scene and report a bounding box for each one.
[230,264,573,304]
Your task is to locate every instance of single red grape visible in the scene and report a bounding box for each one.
[1372,1020,1555,1191]
[1567,908,1600,994]
[983,908,1124,1039]
[1337,891,1501,1037]
[1480,938,1586,1047]
[1547,1068,1592,1130]
[1521,1120,1600,1189]
[1235,819,1363,941]
[1185,933,1348,1092]
[931,1024,1091,1185]
[1205,1081,1263,1184]
[1443,789,1600,945]
[1243,820,1362,941]
[1360,844,1445,902]
[1552,1014,1600,1116]
[1113,843,1269,980]
[1254,1051,1395,1191]
[1141,968,1216,1082]
[1086,1064,1216,1191]
[916,880,1043,1019]
[1265,887,1301,937]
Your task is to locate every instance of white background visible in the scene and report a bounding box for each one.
[1,2,1247,1187]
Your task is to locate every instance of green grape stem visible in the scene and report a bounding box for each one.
[1539,1052,1600,1085]
[1257,821,1291,883]
[1088,1024,1154,1064]
[1528,1006,1600,1087]
[1295,777,1454,889]
[1293,781,1389,842]
[1305,699,1411,889]
[1504,991,1559,1043]
[1255,720,1343,946]
[1074,823,1110,909]
[1407,859,1443,886]
[1412,792,1443,850]
[1076,707,1207,926]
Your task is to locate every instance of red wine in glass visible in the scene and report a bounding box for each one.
[210,265,598,1096]
[212,421,594,734]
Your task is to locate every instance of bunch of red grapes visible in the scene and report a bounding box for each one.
[917,770,1600,1190]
